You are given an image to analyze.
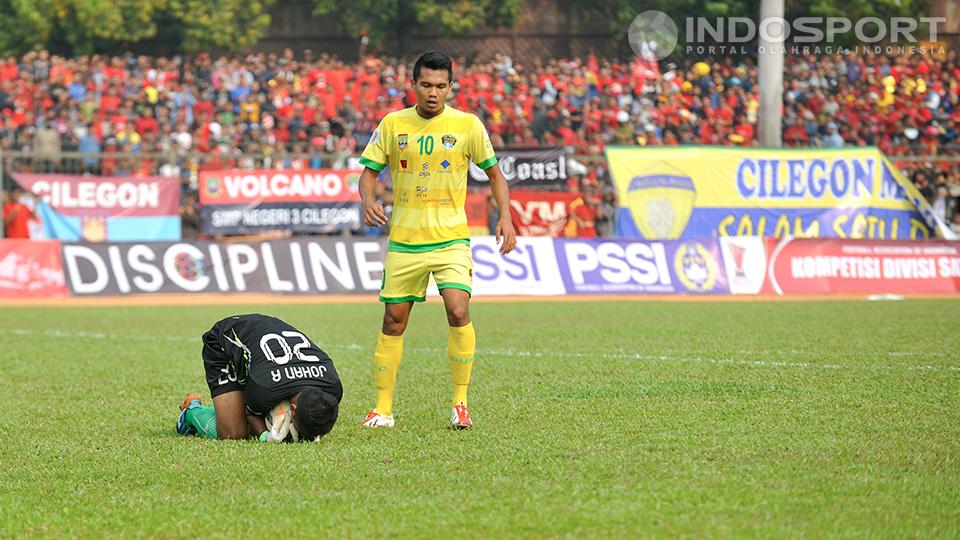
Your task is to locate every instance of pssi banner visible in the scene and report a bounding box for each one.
[198,169,362,235]
[555,238,729,294]
[605,146,956,241]
[12,173,181,242]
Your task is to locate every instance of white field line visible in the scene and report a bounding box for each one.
[2,328,958,373]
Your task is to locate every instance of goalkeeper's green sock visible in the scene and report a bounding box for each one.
[185,406,218,439]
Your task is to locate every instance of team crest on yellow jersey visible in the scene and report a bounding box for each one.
[441,134,456,149]
[398,134,408,149]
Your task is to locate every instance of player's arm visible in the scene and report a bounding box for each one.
[468,116,516,255]
[359,167,388,226]
[359,118,389,226]
[211,391,249,440]
[247,414,267,438]
[484,163,517,255]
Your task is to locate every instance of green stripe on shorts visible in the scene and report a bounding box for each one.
[387,239,470,253]
[380,295,427,304]
[437,283,472,296]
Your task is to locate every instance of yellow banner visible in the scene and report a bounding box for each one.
[605,146,953,240]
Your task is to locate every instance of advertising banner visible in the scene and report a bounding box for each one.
[0,239,68,296]
[554,238,730,294]
[61,238,386,295]
[508,190,579,237]
[12,173,181,241]
[198,203,362,235]
[605,146,956,241]
[718,236,768,295]
[763,238,960,295]
[11,236,955,298]
[469,236,566,296]
[198,169,362,235]
[468,148,568,188]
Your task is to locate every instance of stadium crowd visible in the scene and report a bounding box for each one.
[1,47,959,237]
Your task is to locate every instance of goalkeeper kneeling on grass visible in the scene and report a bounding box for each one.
[176,314,343,442]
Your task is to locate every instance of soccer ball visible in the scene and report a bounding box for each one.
[264,400,299,443]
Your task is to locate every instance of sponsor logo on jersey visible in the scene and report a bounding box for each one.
[442,134,456,149]
[369,129,381,145]
[398,134,408,149]
[400,159,407,169]
[441,159,450,169]
[420,163,430,178]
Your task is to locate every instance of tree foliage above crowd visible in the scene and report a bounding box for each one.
[311,0,522,51]
[571,0,933,48]
[0,0,934,58]
[0,0,274,56]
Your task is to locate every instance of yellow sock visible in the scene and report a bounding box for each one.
[448,322,476,406]
[373,332,403,416]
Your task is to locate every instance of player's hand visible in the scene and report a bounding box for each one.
[495,215,517,255]
[362,199,388,227]
[264,402,296,442]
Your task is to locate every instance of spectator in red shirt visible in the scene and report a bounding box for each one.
[3,188,38,239]
[565,192,598,238]
[134,107,160,136]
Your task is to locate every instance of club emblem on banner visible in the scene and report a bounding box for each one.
[204,176,221,199]
[81,216,107,242]
[442,134,456,149]
[398,134,408,150]
[674,242,717,292]
[625,164,697,239]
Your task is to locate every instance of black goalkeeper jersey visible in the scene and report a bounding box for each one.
[201,314,343,416]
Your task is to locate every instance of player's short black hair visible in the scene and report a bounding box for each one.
[413,51,453,82]
[293,387,339,441]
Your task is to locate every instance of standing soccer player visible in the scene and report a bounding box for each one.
[357,51,516,429]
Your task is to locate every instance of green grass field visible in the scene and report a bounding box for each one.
[1,299,959,538]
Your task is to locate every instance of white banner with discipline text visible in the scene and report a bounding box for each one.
[61,238,387,295]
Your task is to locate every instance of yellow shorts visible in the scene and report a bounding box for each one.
[380,244,473,303]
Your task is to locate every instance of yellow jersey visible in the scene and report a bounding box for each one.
[359,105,497,252]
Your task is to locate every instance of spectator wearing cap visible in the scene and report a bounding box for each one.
[824,122,844,148]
